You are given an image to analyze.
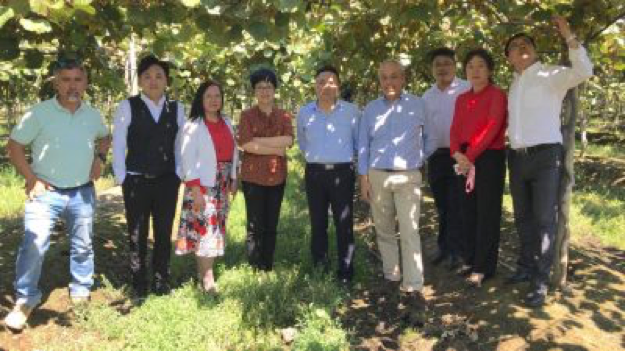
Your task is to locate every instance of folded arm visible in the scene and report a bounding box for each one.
[252,135,293,148]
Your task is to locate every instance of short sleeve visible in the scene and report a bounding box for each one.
[281,111,294,137]
[95,111,109,138]
[236,110,254,146]
[10,109,40,146]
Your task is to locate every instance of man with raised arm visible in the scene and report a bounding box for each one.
[504,16,593,307]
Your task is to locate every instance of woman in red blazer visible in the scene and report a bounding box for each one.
[450,49,507,287]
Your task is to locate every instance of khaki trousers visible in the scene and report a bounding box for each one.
[369,169,423,291]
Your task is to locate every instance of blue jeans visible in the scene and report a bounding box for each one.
[14,185,96,307]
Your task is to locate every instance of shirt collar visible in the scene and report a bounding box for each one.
[140,93,166,108]
[52,96,85,114]
[382,91,405,105]
[254,105,275,118]
[313,99,343,113]
[514,61,542,79]
[434,77,463,93]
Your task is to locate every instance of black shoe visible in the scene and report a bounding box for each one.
[132,284,148,299]
[337,277,352,289]
[505,271,531,285]
[431,252,448,266]
[448,256,461,271]
[313,259,331,274]
[524,291,546,308]
[152,282,171,296]
[456,265,473,277]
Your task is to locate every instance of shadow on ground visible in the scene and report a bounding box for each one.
[342,179,625,350]
[1,156,623,351]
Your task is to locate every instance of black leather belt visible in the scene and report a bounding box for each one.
[513,143,561,155]
[52,181,94,191]
[306,163,353,171]
[128,173,172,179]
[375,168,408,173]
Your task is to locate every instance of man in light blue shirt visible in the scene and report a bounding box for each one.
[358,60,428,295]
[297,65,360,284]
[4,59,109,331]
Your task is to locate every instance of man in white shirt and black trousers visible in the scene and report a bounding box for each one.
[422,48,470,270]
[112,56,185,297]
[504,15,593,307]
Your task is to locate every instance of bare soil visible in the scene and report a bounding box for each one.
[1,158,624,351]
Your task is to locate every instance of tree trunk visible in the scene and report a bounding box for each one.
[552,87,578,289]
[126,34,139,96]
[579,83,588,157]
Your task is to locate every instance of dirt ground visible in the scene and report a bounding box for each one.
[1,173,624,351]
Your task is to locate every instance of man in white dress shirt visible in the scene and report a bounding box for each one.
[504,16,593,307]
[422,48,470,270]
[112,55,185,297]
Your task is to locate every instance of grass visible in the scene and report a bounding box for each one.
[0,165,115,219]
[576,142,625,159]
[39,151,353,351]
[0,140,623,349]
[0,166,24,218]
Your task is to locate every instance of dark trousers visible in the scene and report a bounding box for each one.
[122,173,180,292]
[509,144,562,292]
[457,149,506,277]
[242,181,286,271]
[428,148,462,258]
[305,163,355,280]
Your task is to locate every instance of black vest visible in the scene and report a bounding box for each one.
[125,95,179,176]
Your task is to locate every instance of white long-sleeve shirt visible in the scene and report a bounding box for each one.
[508,47,593,149]
[112,93,185,184]
[422,77,471,156]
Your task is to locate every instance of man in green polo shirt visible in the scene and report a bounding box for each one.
[4,59,109,332]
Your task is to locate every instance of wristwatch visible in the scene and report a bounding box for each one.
[97,152,107,163]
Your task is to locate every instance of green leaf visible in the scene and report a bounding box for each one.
[73,2,96,16]
[24,50,44,69]
[248,21,268,41]
[8,0,30,16]
[278,0,301,12]
[202,0,225,15]
[531,9,553,23]
[228,25,244,43]
[275,12,290,28]
[0,7,15,28]
[19,18,52,33]
[180,0,201,8]
[0,37,20,61]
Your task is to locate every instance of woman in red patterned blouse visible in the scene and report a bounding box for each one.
[236,68,293,271]
[450,49,507,288]
[176,80,239,294]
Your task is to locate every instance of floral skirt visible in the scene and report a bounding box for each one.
[176,162,232,257]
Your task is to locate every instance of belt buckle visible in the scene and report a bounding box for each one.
[324,164,335,170]
[144,174,157,179]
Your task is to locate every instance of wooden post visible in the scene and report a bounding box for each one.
[552,87,578,289]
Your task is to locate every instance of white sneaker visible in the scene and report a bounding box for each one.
[4,304,34,331]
